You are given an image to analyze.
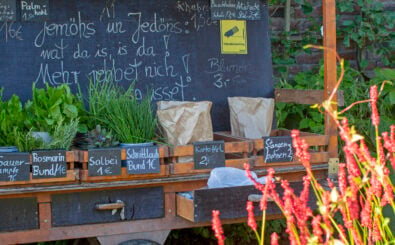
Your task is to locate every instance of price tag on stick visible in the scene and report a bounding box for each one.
[193,140,225,170]
[263,136,294,163]
[88,148,121,177]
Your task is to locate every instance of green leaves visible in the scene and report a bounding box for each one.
[25,83,85,134]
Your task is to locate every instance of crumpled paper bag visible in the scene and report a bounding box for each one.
[228,97,274,139]
[157,101,213,146]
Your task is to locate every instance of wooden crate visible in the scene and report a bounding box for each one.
[0,151,78,187]
[176,180,317,222]
[168,132,253,176]
[252,130,329,169]
[78,146,169,182]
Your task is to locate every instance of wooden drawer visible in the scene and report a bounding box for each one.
[0,197,39,232]
[177,181,316,222]
[51,186,164,227]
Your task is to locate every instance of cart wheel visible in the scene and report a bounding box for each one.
[118,239,160,245]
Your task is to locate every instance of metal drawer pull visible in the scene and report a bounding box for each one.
[248,194,273,203]
[95,202,125,211]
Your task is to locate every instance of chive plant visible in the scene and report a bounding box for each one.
[83,77,157,144]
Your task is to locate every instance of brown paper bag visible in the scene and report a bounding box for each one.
[228,97,274,139]
[157,101,213,146]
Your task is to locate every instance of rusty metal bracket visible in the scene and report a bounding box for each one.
[328,158,339,178]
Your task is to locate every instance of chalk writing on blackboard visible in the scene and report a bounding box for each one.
[126,146,160,174]
[0,0,274,132]
[88,148,121,176]
[263,136,294,163]
[32,150,67,178]
[211,0,261,20]
[0,153,30,181]
[193,140,225,169]
[21,0,49,21]
[0,0,16,21]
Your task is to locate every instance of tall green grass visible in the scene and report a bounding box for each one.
[82,77,157,144]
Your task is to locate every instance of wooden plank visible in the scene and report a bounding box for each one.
[80,165,169,182]
[0,164,329,196]
[176,195,195,222]
[0,170,78,187]
[274,89,344,106]
[323,0,338,159]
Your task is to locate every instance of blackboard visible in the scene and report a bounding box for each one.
[0,0,16,21]
[193,140,225,169]
[263,136,294,163]
[211,0,261,20]
[21,0,49,22]
[31,150,67,178]
[0,0,273,131]
[0,152,30,181]
[126,145,160,174]
[88,148,121,176]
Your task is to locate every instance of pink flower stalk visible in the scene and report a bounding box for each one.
[246,201,257,232]
[370,174,382,199]
[327,178,335,189]
[360,140,376,165]
[361,191,373,228]
[382,131,395,169]
[344,146,361,177]
[300,175,311,205]
[370,85,380,126]
[338,163,347,196]
[271,232,279,245]
[211,210,225,245]
[321,191,333,242]
[372,218,382,242]
[291,130,312,177]
[244,163,275,211]
[312,215,323,243]
[377,136,386,165]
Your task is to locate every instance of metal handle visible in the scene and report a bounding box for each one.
[248,194,273,203]
[95,202,125,211]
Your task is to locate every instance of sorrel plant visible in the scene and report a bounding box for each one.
[212,47,394,244]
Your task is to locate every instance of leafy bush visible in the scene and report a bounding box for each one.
[275,62,395,149]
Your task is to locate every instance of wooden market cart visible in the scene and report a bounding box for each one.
[0,0,339,244]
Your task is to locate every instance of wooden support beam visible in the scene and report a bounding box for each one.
[323,0,338,158]
[274,89,344,106]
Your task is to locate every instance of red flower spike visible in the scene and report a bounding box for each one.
[373,218,382,242]
[327,178,335,189]
[271,232,279,245]
[370,85,380,126]
[246,201,257,232]
[211,210,225,245]
[312,215,323,243]
[377,136,386,165]
[338,163,347,196]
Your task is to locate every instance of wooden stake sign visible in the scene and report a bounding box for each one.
[193,140,225,169]
[88,148,121,177]
[0,153,30,181]
[126,145,160,175]
[263,136,294,163]
[32,150,67,179]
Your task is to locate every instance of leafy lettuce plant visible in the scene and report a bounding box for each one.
[0,89,27,146]
[24,83,86,134]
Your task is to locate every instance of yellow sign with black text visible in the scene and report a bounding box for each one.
[220,20,247,54]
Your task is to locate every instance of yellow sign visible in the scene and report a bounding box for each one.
[220,20,247,54]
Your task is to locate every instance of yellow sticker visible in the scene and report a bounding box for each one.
[220,20,247,54]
